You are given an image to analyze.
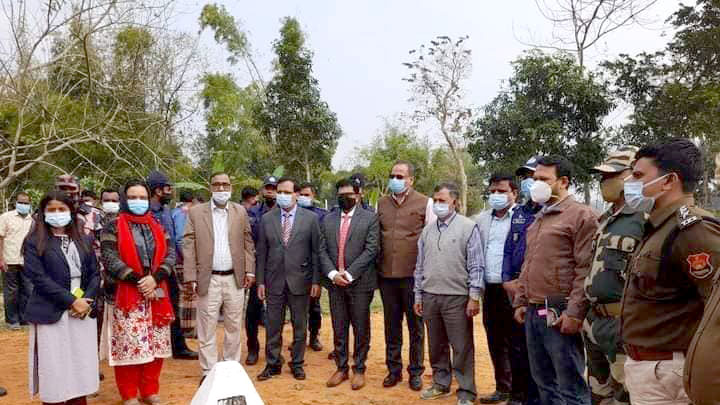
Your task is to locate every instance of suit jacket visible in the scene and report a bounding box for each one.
[183,201,256,296]
[320,207,379,291]
[23,235,100,324]
[256,206,322,296]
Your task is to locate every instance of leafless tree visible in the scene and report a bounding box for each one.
[403,36,473,214]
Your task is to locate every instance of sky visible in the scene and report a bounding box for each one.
[173,0,682,170]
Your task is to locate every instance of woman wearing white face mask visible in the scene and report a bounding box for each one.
[23,191,100,405]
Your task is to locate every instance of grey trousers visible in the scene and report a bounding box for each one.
[423,293,477,402]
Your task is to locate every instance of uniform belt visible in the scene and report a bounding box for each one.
[212,269,234,276]
[593,302,622,317]
[624,344,673,361]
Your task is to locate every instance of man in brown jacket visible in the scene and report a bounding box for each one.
[377,160,436,391]
[513,156,597,405]
[183,172,256,381]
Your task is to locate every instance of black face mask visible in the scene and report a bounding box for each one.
[264,196,276,208]
[160,195,172,206]
[338,195,356,212]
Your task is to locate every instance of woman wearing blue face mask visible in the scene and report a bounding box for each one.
[23,191,100,405]
[101,180,176,405]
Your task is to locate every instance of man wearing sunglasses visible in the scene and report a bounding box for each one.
[377,160,436,391]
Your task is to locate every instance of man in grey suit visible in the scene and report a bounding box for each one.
[256,177,322,381]
[320,178,379,391]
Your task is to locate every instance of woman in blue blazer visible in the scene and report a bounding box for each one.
[24,190,99,405]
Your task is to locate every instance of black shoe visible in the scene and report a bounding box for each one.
[0,386,6,396]
[257,366,281,381]
[173,348,199,360]
[199,376,206,387]
[309,335,323,352]
[409,374,423,391]
[246,350,259,366]
[480,391,510,404]
[382,373,402,388]
[292,367,306,380]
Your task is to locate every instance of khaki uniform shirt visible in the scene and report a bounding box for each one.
[0,209,34,265]
[621,196,720,352]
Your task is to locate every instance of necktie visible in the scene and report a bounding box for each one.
[282,213,292,246]
[337,214,351,270]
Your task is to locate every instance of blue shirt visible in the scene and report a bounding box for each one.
[414,212,485,302]
[485,209,513,284]
[150,201,179,255]
[249,202,274,243]
[171,206,188,259]
[502,202,541,282]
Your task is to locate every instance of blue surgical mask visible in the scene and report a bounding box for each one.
[488,193,510,211]
[388,178,407,194]
[297,196,313,208]
[521,178,534,197]
[16,202,31,215]
[276,193,294,209]
[45,211,71,228]
[432,202,451,219]
[624,174,669,214]
[127,199,149,215]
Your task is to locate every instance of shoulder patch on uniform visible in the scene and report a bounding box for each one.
[678,205,701,230]
[686,253,714,279]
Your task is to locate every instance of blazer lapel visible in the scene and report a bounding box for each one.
[203,203,214,244]
[286,208,303,247]
[227,203,238,247]
[272,209,284,246]
[345,208,362,243]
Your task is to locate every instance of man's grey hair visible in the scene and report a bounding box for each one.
[433,182,460,200]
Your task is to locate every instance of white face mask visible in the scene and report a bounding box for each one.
[488,193,510,210]
[530,180,554,204]
[212,191,231,205]
[432,202,451,219]
[102,201,120,214]
[624,174,670,213]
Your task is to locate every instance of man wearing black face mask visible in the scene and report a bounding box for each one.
[319,178,379,390]
[147,170,198,360]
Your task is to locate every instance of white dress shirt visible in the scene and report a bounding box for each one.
[211,201,233,271]
[328,206,357,283]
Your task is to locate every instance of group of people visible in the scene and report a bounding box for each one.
[1,136,718,405]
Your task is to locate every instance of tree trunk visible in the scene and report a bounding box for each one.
[584,181,592,205]
[457,156,468,215]
[303,155,311,183]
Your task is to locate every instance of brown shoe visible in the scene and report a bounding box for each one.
[326,369,349,387]
[351,372,366,390]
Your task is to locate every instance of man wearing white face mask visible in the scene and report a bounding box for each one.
[619,139,720,405]
[182,172,256,381]
[414,182,483,405]
[512,155,598,405]
[472,173,520,404]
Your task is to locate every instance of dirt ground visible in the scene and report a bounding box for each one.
[0,312,497,405]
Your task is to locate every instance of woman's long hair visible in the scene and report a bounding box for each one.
[120,179,151,213]
[30,191,88,256]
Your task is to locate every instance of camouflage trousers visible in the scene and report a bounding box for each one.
[583,310,630,405]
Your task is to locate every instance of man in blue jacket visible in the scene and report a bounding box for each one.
[499,157,542,405]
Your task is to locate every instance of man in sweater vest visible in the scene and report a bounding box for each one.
[377,160,436,391]
[413,182,483,405]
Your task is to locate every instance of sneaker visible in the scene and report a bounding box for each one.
[420,385,452,400]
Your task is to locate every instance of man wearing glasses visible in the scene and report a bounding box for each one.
[182,172,256,382]
[377,160,436,391]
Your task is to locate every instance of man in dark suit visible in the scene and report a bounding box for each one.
[256,177,322,381]
[320,178,379,391]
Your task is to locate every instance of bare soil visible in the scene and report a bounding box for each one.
[0,313,497,404]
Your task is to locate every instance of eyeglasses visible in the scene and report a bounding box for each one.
[211,183,232,190]
[389,174,405,180]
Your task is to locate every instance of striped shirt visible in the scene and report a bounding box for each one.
[211,201,232,271]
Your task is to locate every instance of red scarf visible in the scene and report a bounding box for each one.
[115,212,174,326]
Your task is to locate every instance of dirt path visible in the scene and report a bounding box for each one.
[0,313,496,404]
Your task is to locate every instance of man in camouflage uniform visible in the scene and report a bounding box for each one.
[584,146,644,405]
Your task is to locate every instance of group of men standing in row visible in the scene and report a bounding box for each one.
[1,136,718,405]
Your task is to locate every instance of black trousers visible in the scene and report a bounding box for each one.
[246,284,264,352]
[483,283,513,393]
[265,284,309,369]
[168,271,188,352]
[328,285,373,373]
[308,297,322,336]
[378,276,425,377]
[424,294,477,402]
[2,264,32,325]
